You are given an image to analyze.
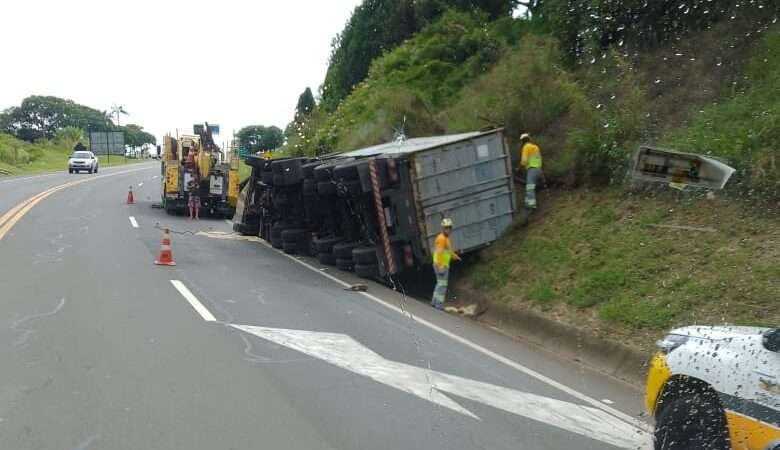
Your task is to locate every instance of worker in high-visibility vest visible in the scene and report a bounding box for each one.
[519,133,543,214]
[431,218,461,310]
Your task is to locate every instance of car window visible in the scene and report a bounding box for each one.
[72,151,91,158]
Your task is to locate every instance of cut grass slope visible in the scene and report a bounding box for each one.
[461,187,780,352]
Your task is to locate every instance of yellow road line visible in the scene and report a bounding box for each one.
[0,167,152,242]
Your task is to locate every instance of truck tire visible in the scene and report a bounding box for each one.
[317,252,337,266]
[303,179,316,196]
[313,236,342,254]
[317,181,337,196]
[296,233,315,256]
[654,390,730,450]
[355,263,378,279]
[352,246,379,264]
[282,241,297,254]
[271,221,294,239]
[336,258,355,272]
[336,180,362,197]
[282,229,305,243]
[333,241,360,259]
[271,236,284,249]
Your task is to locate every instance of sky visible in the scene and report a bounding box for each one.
[0,0,362,146]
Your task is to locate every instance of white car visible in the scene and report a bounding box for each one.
[68,151,99,174]
[646,326,780,449]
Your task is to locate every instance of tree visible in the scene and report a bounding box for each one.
[1,95,112,141]
[296,88,316,116]
[237,125,284,152]
[121,124,156,148]
[319,0,517,111]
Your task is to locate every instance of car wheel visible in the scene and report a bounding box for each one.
[654,390,731,450]
[88,168,93,174]
[68,169,73,174]
[94,166,98,174]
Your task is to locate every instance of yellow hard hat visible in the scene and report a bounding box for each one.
[441,218,454,228]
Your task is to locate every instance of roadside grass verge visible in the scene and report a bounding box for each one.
[462,187,780,352]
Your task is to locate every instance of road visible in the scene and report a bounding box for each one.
[0,163,653,450]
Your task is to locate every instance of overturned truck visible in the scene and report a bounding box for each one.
[233,129,516,279]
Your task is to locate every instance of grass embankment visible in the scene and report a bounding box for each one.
[0,132,143,176]
[461,188,780,353]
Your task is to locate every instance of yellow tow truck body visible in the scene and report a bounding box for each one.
[160,124,238,216]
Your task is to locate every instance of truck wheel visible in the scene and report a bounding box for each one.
[352,246,379,265]
[317,181,337,196]
[282,241,297,255]
[333,241,360,259]
[336,258,355,272]
[336,180,362,197]
[355,263,378,278]
[654,390,730,450]
[296,233,315,256]
[313,236,342,254]
[303,179,316,196]
[282,229,305,243]
[317,252,337,266]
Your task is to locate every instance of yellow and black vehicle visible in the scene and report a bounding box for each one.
[646,326,780,450]
[160,123,239,217]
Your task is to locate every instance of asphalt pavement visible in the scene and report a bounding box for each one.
[0,163,654,450]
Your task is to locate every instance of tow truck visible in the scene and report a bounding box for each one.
[160,123,239,217]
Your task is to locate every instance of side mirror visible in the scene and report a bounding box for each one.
[763,329,780,352]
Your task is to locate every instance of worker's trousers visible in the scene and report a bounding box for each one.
[525,168,542,210]
[431,266,449,308]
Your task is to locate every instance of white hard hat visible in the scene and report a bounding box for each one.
[441,218,454,228]
[520,133,531,141]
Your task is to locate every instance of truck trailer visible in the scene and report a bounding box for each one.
[233,129,516,278]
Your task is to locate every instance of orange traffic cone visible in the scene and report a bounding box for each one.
[154,228,176,266]
[127,186,135,205]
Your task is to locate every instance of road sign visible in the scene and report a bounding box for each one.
[239,148,248,157]
[210,124,220,135]
[89,131,125,155]
[231,324,652,450]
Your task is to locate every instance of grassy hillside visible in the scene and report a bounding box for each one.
[460,187,780,353]
[284,3,780,349]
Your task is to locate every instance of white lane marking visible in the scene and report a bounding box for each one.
[232,325,651,449]
[170,280,216,322]
[152,175,159,180]
[128,216,139,228]
[138,182,144,187]
[252,237,651,433]
[602,399,615,405]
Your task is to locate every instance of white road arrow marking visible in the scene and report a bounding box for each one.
[231,324,652,449]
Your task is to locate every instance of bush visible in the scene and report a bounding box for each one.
[443,35,594,179]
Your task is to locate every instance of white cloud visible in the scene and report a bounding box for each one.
[0,0,361,145]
